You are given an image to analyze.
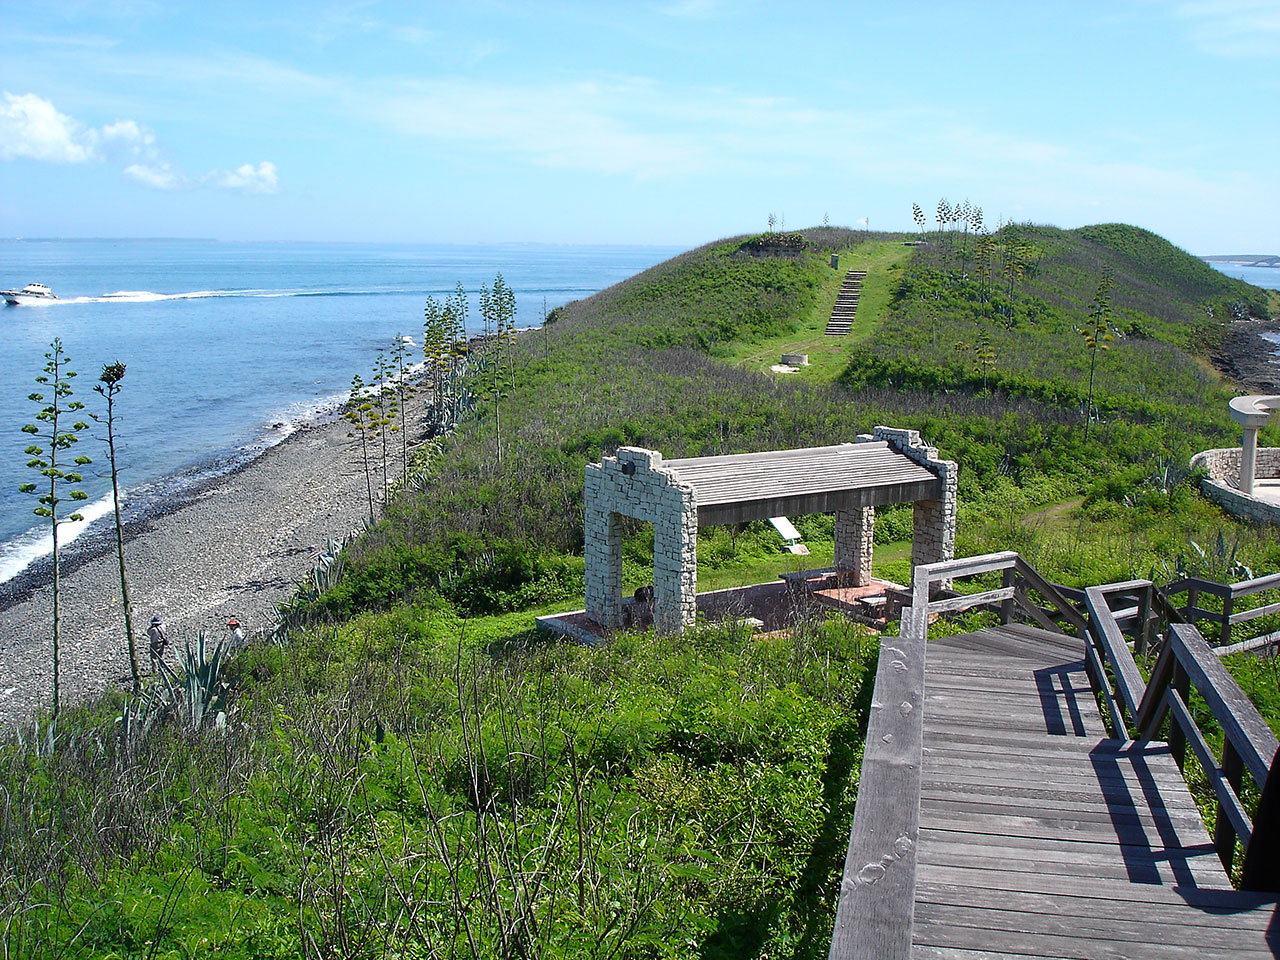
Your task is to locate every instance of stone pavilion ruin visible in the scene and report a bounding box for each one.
[578,427,957,634]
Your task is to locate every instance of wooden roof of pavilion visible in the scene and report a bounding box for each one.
[664,441,943,525]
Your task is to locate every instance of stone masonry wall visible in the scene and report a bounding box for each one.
[834,506,875,585]
[1192,447,1280,526]
[866,426,959,580]
[583,447,698,633]
[1192,446,1280,487]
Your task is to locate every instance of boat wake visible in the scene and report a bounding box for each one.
[11,285,595,306]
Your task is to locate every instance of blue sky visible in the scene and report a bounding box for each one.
[2,0,1278,251]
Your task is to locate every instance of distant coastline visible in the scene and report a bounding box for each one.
[1202,254,1280,267]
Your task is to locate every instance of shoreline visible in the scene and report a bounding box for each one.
[0,407,347,610]
[0,402,425,729]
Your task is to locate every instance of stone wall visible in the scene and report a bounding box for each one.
[583,448,697,632]
[834,506,875,585]
[1192,446,1280,487]
[1192,446,1280,526]
[864,426,959,578]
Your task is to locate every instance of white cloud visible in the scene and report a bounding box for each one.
[0,90,279,194]
[214,161,279,194]
[123,162,182,189]
[101,118,156,150]
[380,80,712,178]
[0,92,96,163]
[1167,0,1280,56]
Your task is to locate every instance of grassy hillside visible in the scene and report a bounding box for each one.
[6,221,1280,959]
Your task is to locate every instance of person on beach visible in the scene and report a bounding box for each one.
[227,617,246,648]
[147,615,169,671]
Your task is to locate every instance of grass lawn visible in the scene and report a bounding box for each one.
[728,239,913,382]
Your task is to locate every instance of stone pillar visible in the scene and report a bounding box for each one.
[834,506,875,586]
[1242,426,1260,496]
[910,460,958,589]
[584,506,622,629]
[653,491,698,633]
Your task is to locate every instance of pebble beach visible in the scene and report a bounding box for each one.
[0,410,416,729]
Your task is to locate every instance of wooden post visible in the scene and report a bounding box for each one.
[1221,593,1234,647]
[1214,741,1244,873]
[1135,584,1152,658]
[1169,663,1190,771]
[1001,567,1016,624]
[1241,747,1280,892]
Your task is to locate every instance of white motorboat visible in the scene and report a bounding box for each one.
[2,283,58,305]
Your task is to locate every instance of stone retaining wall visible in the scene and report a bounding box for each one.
[1192,446,1280,525]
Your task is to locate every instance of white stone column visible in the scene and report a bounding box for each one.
[584,507,622,629]
[653,493,698,633]
[911,460,958,589]
[1242,426,1260,496]
[834,506,875,586]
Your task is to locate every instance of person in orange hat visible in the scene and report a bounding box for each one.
[227,616,246,647]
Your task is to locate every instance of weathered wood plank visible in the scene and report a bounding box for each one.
[914,900,1280,950]
[911,914,1277,959]
[926,585,1014,616]
[916,846,1226,891]
[828,624,925,960]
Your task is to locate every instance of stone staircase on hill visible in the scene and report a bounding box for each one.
[824,269,866,335]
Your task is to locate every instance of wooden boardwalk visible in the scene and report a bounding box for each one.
[907,623,1280,957]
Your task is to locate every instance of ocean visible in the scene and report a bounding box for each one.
[1207,261,1280,291]
[0,239,685,583]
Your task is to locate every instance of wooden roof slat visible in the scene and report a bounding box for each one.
[656,442,943,517]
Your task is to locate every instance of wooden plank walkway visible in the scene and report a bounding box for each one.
[910,623,1280,958]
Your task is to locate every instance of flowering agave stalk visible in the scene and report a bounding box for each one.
[19,338,91,720]
[92,361,141,694]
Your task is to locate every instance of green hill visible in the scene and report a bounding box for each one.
[8,220,1280,959]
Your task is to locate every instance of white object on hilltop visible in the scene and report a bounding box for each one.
[2,282,57,305]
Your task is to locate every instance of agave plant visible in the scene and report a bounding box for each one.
[14,715,58,759]
[156,631,232,732]
[116,683,176,759]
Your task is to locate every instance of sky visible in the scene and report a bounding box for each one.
[2,0,1278,252]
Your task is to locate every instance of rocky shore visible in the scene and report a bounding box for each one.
[0,410,418,730]
[1213,317,1280,394]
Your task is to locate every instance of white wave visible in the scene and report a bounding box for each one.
[61,289,243,304]
[0,492,117,584]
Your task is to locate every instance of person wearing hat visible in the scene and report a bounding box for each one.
[147,615,169,671]
[227,617,246,647]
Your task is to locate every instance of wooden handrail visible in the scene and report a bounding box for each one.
[828,611,927,959]
[1163,571,1280,647]
[1136,621,1280,886]
[1083,583,1149,734]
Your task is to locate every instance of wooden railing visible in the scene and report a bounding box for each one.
[1134,621,1280,882]
[1164,571,1280,646]
[830,552,1280,959]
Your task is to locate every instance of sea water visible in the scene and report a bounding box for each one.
[1207,261,1280,291]
[0,239,684,583]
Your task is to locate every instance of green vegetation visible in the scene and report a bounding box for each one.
[2,605,878,958]
[6,219,1280,957]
